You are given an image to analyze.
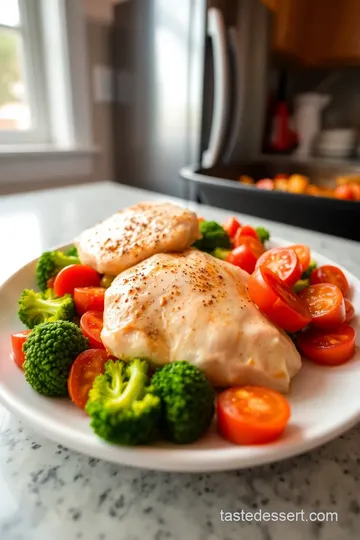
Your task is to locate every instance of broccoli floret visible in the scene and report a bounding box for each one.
[293,278,310,293]
[256,227,270,244]
[193,221,231,252]
[211,247,231,260]
[36,250,80,292]
[18,288,75,329]
[23,320,88,397]
[301,260,317,280]
[100,275,115,289]
[65,245,78,257]
[151,361,215,444]
[86,359,161,445]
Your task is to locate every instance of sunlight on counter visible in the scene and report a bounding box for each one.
[0,213,41,284]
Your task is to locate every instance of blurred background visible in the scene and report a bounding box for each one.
[1,0,360,238]
[0,0,118,194]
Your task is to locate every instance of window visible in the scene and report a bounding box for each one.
[0,0,93,185]
[0,0,48,143]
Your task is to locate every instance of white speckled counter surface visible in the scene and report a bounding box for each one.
[1,182,360,540]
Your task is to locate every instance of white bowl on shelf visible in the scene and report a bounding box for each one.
[317,129,356,158]
[317,147,353,158]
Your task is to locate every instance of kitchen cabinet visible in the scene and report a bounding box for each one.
[270,0,307,63]
[268,0,360,66]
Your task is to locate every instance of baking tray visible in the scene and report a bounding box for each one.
[180,162,360,241]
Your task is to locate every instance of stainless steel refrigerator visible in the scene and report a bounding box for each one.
[113,0,269,198]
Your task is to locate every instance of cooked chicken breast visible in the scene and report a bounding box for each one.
[75,202,200,275]
[102,249,301,393]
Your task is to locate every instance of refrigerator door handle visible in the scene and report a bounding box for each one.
[222,26,242,163]
[202,7,230,168]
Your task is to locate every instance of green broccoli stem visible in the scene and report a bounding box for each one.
[301,260,317,280]
[211,248,231,260]
[54,252,80,269]
[65,246,78,257]
[107,360,147,409]
[32,297,67,314]
[255,227,270,244]
[86,359,160,445]
[293,279,309,293]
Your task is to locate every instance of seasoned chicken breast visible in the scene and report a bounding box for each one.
[102,249,301,393]
[75,202,200,275]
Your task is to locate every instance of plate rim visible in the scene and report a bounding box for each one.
[0,237,359,472]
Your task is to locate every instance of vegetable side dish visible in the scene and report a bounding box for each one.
[11,202,357,449]
[239,173,360,200]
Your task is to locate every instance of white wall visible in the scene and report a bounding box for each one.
[84,0,128,22]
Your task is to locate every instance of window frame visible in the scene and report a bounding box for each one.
[0,0,95,186]
[0,0,50,144]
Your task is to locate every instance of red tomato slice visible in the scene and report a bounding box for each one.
[334,185,355,200]
[288,244,311,272]
[298,325,356,366]
[344,298,355,324]
[256,248,302,286]
[310,265,349,297]
[68,349,115,409]
[299,284,345,328]
[217,386,291,445]
[256,179,274,190]
[223,216,241,238]
[237,225,259,240]
[11,330,31,369]
[226,245,258,274]
[74,287,105,316]
[80,311,105,349]
[248,266,311,332]
[53,265,101,297]
[234,235,265,257]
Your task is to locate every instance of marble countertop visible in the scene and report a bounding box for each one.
[1,181,360,540]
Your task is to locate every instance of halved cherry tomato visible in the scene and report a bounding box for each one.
[54,265,101,297]
[287,174,309,194]
[310,265,349,297]
[226,245,258,274]
[335,185,355,200]
[237,225,259,240]
[248,266,311,332]
[299,284,345,328]
[11,330,31,369]
[344,298,355,324]
[217,386,291,445]
[256,179,274,190]
[256,248,302,286]
[298,325,356,366]
[274,178,289,191]
[288,244,311,273]
[74,287,105,316]
[350,183,360,200]
[234,235,265,257]
[80,311,105,349]
[239,175,254,185]
[223,216,241,238]
[68,349,115,409]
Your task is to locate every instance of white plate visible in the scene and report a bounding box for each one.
[0,240,359,472]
